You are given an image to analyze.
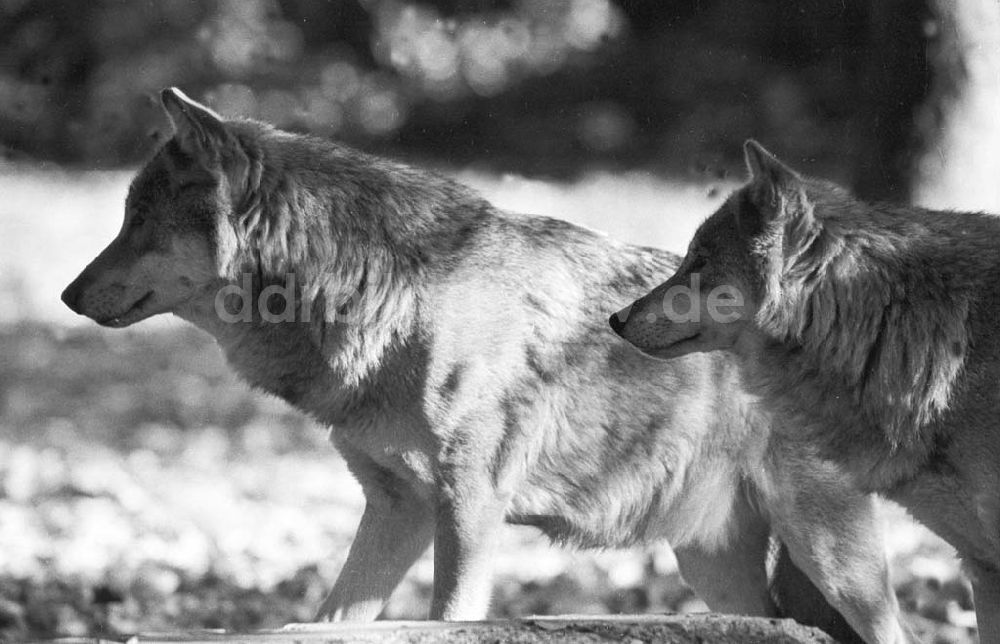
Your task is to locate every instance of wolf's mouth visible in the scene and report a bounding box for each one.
[96,291,155,328]
[646,331,702,360]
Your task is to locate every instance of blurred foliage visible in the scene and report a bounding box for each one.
[0,0,920,183]
[0,0,632,165]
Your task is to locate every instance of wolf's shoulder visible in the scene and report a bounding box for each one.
[480,209,673,260]
[440,209,678,299]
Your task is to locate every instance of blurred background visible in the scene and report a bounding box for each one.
[1,0,997,640]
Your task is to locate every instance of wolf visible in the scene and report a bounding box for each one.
[62,89,902,641]
[611,140,1000,643]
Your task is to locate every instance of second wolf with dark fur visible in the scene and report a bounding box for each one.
[614,141,998,643]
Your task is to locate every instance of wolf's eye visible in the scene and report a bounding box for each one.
[130,212,147,227]
[687,255,707,273]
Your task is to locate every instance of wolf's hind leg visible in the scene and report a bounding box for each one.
[673,492,776,616]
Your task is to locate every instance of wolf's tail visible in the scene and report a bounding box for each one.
[770,541,867,644]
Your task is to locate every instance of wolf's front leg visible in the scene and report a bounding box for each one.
[314,487,435,621]
[429,463,510,620]
[967,560,1000,644]
[765,454,911,644]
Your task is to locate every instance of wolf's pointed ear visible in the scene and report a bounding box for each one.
[743,140,816,255]
[161,87,228,158]
[160,87,260,201]
[744,140,803,203]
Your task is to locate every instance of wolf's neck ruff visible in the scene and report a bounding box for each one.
[178,125,492,388]
[753,198,970,455]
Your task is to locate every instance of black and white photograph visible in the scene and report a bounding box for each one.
[1,1,997,642]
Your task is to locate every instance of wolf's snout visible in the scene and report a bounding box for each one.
[609,308,630,335]
[608,312,624,334]
[61,278,86,314]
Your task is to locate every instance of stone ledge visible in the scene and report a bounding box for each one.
[50,614,838,644]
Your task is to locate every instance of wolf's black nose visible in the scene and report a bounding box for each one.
[61,282,82,313]
[609,311,626,335]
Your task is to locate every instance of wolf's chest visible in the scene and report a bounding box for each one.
[207,322,362,428]
[223,338,329,403]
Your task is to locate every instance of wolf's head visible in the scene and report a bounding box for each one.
[61,88,271,327]
[610,141,821,359]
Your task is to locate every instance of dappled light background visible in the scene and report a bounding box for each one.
[0,0,984,641]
